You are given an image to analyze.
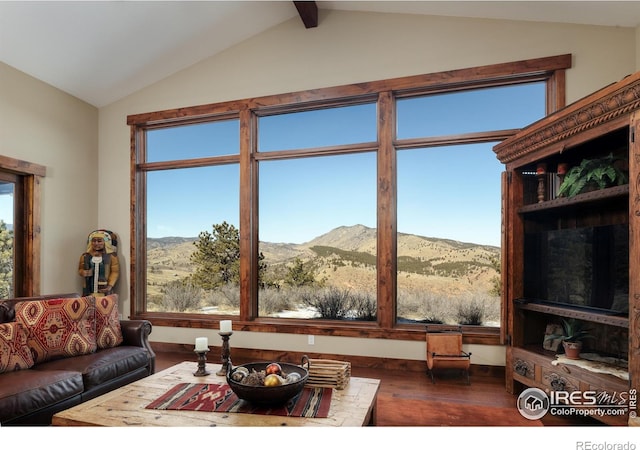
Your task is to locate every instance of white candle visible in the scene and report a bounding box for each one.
[220,320,232,332]
[195,337,208,351]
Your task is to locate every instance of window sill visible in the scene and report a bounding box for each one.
[133,313,501,346]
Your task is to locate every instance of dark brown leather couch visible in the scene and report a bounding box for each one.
[0,294,155,426]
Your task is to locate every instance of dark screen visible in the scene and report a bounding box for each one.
[523,224,628,314]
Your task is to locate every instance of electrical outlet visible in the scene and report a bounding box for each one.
[308,335,315,345]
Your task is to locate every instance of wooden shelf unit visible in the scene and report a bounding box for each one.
[494,71,640,426]
[518,184,629,215]
[514,300,629,328]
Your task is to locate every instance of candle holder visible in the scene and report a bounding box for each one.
[193,349,210,377]
[216,331,233,376]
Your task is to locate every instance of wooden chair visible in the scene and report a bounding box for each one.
[426,325,471,384]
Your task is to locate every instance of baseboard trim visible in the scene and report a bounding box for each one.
[151,341,505,378]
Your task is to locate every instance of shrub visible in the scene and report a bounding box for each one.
[258,286,297,315]
[350,292,377,321]
[161,279,203,312]
[299,287,377,321]
[302,287,350,319]
[202,284,241,314]
[397,290,449,324]
[398,290,499,325]
[455,295,485,325]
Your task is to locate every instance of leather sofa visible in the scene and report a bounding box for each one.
[0,293,155,425]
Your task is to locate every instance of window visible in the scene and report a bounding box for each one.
[396,83,546,138]
[258,104,377,151]
[0,156,45,297]
[395,83,546,327]
[396,143,503,326]
[0,175,15,297]
[146,165,239,314]
[256,104,378,319]
[143,121,240,315]
[258,152,377,319]
[129,55,570,343]
[146,120,239,162]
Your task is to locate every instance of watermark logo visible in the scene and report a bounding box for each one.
[517,387,550,420]
[517,387,637,420]
[576,442,637,450]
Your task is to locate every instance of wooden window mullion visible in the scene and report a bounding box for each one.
[377,91,397,329]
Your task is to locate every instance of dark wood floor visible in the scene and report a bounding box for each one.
[155,349,602,427]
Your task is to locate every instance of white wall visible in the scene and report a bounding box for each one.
[0,62,99,292]
[637,24,640,69]
[3,10,637,366]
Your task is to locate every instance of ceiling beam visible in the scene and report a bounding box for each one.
[293,1,318,29]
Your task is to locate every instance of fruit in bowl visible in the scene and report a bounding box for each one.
[226,357,310,406]
[230,366,249,382]
[264,373,285,386]
[286,372,302,383]
[266,362,282,375]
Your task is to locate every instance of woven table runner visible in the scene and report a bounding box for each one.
[146,383,332,418]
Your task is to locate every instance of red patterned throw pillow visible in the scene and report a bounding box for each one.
[0,322,34,373]
[95,294,123,349]
[14,296,97,364]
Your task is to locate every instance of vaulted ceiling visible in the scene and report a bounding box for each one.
[1,1,639,107]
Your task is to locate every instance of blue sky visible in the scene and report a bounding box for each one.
[0,193,12,230]
[143,82,546,247]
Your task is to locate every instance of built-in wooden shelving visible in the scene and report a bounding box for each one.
[518,184,629,214]
[514,299,629,328]
[494,70,640,426]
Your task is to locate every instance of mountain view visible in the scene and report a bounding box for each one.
[147,224,500,323]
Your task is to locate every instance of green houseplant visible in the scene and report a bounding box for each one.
[544,318,594,359]
[557,153,628,198]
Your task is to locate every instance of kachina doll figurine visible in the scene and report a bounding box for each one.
[78,229,120,297]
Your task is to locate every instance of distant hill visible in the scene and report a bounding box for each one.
[146,225,500,298]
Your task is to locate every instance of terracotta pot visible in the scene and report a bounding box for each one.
[563,341,582,360]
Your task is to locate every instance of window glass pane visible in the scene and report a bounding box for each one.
[146,165,239,315]
[258,103,377,152]
[397,83,546,139]
[0,181,14,298]
[146,120,239,162]
[258,153,377,320]
[396,144,502,326]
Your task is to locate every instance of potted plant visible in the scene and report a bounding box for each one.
[557,153,628,198]
[544,318,594,359]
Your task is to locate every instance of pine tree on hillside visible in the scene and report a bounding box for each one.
[284,257,317,287]
[190,221,265,289]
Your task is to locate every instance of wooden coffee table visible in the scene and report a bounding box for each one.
[52,361,380,426]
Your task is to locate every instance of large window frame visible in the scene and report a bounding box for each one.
[129,54,571,345]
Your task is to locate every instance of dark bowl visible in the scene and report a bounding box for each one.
[227,356,309,406]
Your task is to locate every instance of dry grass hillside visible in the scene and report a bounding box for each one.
[147,224,500,302]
